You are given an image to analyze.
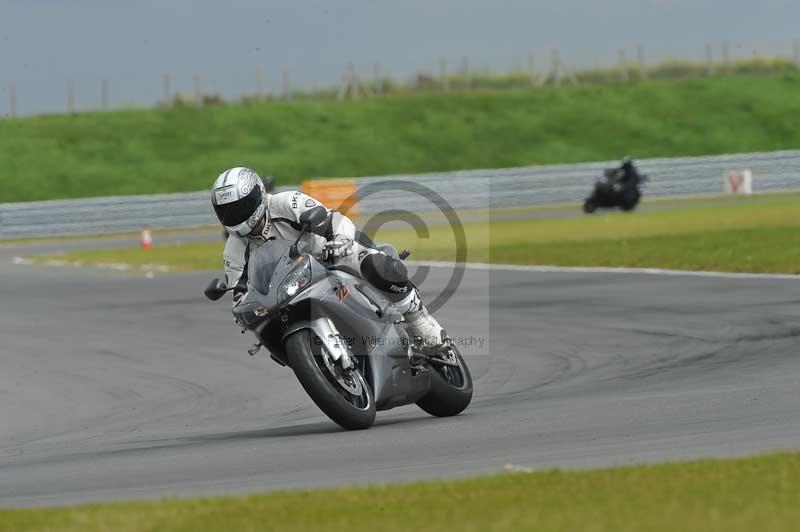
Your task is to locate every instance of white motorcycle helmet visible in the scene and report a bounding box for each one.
[211,167,268,237]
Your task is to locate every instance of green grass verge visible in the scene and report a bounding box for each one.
[35,242,224,272]
[33,195,800,274]
[3,75,800,203]
[2,451,800,532]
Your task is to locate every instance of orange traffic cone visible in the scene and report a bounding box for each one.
[140,225,153,249]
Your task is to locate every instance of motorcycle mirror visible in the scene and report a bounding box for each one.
[204,278,230,301]
[289,227,307,259]
[291,206,327,258]
[298,205,328,228]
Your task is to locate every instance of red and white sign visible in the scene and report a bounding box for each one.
[724,170,753,195]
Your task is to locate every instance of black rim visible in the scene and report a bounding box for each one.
[311,338,372,411]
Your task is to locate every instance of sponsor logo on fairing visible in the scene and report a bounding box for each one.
[336,285,349,302]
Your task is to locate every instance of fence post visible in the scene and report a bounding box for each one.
[439,58,449,92]
[192,75,202,102]
[349,63,357,99]
[794,39,800,69]
[705,44,714,76]
[618,49,629,82]
[373,62,382,96]
[67,80,75,114]
[162,74,172,105]
[282,68,291,99]
[637,45,647,80]
[101,79,109,110]
[338,64,363,100]
[256,65,264,98]
[722,42,732,75]
[550,49,561,86]
[352,63,365,98]
[527,53,537,86]
[8,82,16,117]
[337,68,346,100]
[461,56,471,90]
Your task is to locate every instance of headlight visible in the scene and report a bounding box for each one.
[277,258,312,304]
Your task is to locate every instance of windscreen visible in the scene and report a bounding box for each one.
[248,240,294,294]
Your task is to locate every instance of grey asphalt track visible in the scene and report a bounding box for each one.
[1,243,799,507]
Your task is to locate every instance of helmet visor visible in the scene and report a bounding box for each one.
[213,185,262,227]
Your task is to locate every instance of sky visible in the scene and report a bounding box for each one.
[0,0,798,115]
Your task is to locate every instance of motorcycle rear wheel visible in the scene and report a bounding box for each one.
[286,330,376,430]
[416,344,473,417]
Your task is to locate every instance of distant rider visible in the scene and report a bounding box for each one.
[613,156,641,189]
[210,167,445,347]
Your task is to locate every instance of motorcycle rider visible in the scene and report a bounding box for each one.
[211,166,445,348]
[613,156,641,188]
[222,174,274,241]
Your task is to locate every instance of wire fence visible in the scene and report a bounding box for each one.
[3,40,800,117]
[1,150,799,240]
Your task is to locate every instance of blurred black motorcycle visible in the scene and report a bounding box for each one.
[583,167,647,214]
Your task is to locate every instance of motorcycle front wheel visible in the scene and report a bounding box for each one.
[416,344,473,417]
[620,189,640,211]
[286,330,376,430]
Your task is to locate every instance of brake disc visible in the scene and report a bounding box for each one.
[321,347,363,396]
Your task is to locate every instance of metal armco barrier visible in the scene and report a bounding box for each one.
[2,150,800,239]
[353,150,800,215]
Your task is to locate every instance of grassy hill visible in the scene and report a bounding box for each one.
[2,74,800,203]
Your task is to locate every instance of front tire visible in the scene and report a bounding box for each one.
[620,188,640,211]
[583,199,596,214]
[416,345,473,417]
[286,330,376,430]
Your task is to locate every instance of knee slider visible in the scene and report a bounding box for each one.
[360,253,411,301]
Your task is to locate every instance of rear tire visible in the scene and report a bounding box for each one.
[286,330,376,430]
[416,345,473,417]
[583,199,596,214]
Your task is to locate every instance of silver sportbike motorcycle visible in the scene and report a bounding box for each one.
[204,207,473,430]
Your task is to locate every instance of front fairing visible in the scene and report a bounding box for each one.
[233,241,424,410]
[232,240,322,329]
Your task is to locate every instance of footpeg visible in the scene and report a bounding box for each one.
[413,352,460,368]
[247,343,262,356]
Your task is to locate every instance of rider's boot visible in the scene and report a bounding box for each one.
[396,289,444,348]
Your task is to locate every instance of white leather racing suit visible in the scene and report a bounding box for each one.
[223,190,443,346]
[223,190,357,300]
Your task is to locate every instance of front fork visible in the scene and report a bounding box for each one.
[283,316,354,370]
